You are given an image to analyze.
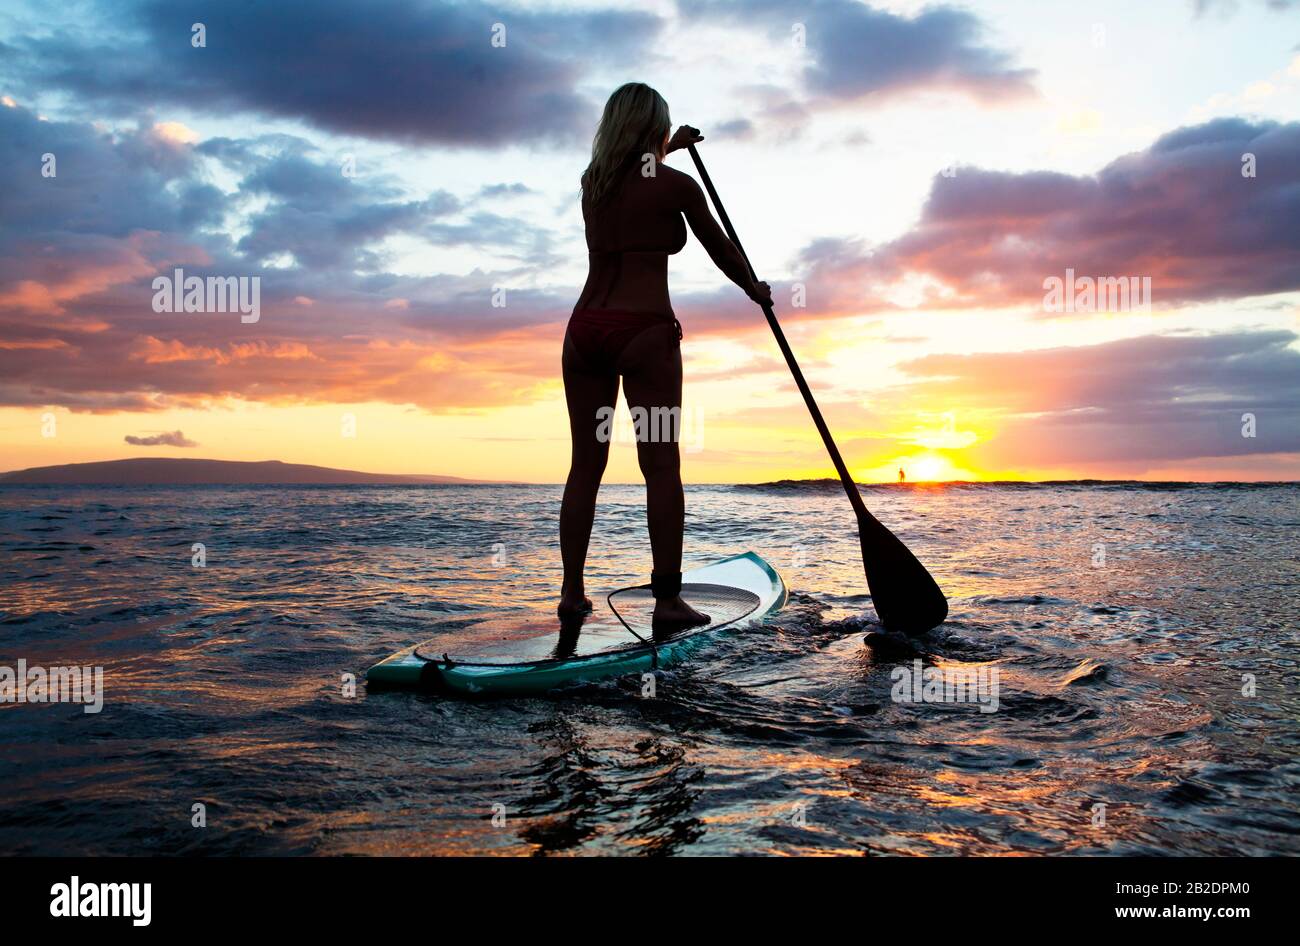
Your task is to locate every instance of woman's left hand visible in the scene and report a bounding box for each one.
[666,125,704,154]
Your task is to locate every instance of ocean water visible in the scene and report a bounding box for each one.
[0,481,1296,856]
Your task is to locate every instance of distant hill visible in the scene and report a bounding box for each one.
[0,458,499,485]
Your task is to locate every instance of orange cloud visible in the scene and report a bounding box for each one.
[134,337,320,365]
[0,231,209,317]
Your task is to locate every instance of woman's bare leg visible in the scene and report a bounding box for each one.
[618,323,708,626]
[559,335,619,616]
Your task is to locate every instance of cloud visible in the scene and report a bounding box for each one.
[798,118,1300,315]
[3,5,1295,451]
[476,183,535,199]
[125,430,198,447]
[200,137,466,270]
[681,0,1035,107]
[895,330,1300,468]
[0,100,573,414]
[1192,0,1299,17]
[712,118,756,141]
[1,0,663,147]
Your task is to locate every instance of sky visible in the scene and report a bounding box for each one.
[0,0,1297,483]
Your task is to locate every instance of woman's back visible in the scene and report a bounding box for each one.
[574,158,743,318]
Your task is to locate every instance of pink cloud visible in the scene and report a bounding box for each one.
[799,119,1300,316]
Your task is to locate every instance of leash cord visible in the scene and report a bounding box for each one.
[607,586,658,670]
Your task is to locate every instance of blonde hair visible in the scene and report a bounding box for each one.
[581,83,671,205]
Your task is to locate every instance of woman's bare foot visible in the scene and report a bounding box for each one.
[557,591,593,618]
[652,595,709,628]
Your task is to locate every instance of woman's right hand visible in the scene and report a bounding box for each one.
[666,125,704,154]
[749,280,772,306]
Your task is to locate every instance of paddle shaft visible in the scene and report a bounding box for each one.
[686,144,869,520]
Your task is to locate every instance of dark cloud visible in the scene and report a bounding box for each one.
[125,430,198,447]
[2,0,664,146]
[476,183,534,198]
[681,0,1035,105]
[897,330,1300,466]
[0,104,560,302]
[712,119,756,141]
[799,118,1300,314]
[0,112,211,238]
[211,139,465,270]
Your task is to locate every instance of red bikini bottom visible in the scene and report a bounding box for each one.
[564,308,682,375]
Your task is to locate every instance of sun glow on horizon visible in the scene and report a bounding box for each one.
[857,451,984,484]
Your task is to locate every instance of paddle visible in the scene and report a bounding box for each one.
[686,143,948,635]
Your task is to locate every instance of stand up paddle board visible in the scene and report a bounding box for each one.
[366,551,786,696]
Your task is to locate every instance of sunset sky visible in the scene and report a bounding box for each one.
[1,0,1297,482]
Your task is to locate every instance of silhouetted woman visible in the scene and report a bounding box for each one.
[559,83,771,625]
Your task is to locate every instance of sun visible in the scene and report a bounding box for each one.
[910,454,948,481]
[858,452,980,483]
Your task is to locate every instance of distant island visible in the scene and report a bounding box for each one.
[0,458,501,486]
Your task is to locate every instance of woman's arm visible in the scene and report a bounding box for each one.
[679,175,771,305]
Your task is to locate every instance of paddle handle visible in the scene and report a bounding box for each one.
[686,144,869,520]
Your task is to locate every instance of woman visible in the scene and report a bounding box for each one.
[558,83,771,625]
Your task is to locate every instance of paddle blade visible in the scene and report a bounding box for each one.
[858,511,948,635]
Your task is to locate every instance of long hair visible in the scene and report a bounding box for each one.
[581,83,671,205]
